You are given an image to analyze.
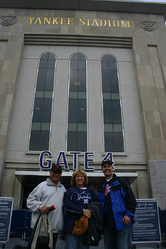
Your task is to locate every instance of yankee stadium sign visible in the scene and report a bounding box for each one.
[29,17,130,28]
[39,151,114,171]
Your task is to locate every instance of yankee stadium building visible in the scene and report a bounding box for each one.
[0,0,166,211]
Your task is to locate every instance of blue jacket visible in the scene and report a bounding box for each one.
[97,174,136,232]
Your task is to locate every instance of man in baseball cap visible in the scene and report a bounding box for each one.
[27,162,66,249]
[97,158,136,249]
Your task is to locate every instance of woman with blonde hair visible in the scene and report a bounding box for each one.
[64,169,99,249]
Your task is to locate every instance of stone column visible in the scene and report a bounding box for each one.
[0,31,24,194]
[133,18,166,209]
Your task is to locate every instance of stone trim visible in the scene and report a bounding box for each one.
[24,34,132,48]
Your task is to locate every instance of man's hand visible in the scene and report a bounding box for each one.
[40,206,49,214]
[83,209,92,218]
[122,215,131,225]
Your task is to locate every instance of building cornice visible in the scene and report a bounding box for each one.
[0,0,166,15]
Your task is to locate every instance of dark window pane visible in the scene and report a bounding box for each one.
[79,61,86,70]
[108,56,116,62]
[47,60,55,69]
[29,131,40,150]
[110,71,119,93]
[32,98,43,122]
[48,54,55,60]
[78,83,86,92]
[67,131,77,151]
[112,100,121,123]
[78,99,86,123]
[39,60,47,69]
[109,61,117,71]
[39,131,50,151]
[71,61,79,70]
[45,69,54,91]
[102,71,110,92]
[104,132,114,152]
[78,70,86,83]
[102,81,111,93]
[42,99,52,122]
[78,54,85,61]
[68,99,78,122]
[70,70,78,91]
[77,131,87,151]
[41,54,49,60]
[72,54,79,61]
[101,55,109,62]
[114,132,124,152]
[103,99,112,124]
[102,61,109,71]
[37,69,46,90]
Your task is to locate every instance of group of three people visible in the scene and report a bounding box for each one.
[27,159,136,249]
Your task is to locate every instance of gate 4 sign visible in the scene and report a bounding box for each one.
[39,150,114,170]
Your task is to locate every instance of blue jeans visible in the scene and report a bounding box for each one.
[53,233,58,249]
[65,233,89,249]
[104,226,132,249]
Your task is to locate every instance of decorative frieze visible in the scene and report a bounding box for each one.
[140,19,156,31]
[0,14,17,26]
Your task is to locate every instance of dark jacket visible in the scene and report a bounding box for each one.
[63,186,99,234]
[82,202,103,246]
[97,174,136,232]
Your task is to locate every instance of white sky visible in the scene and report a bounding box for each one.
[119,0,166,2]
[139,0,166,1]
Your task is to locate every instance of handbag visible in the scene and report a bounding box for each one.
[72,215,88,236]
[36,236,50,249]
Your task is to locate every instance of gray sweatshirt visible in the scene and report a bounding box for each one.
[27,178,66,233]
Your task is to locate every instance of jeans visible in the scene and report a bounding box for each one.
[65,233,89,249]
[104,226,132,249]
[53,233,58,249]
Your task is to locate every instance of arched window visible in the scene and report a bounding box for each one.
[101,54,124,152]
[67,53,87,151]
[29,53,56,151]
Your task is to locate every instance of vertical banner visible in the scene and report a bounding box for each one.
[0,197,14,243]
[132,199,161,244]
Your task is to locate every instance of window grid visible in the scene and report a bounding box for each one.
[67,53,87,152]
[101,54,124,152]
[29,53,56,151]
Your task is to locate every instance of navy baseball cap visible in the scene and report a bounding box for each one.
[102,159,114,166]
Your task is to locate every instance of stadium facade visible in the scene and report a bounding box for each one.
[0,0,166,210]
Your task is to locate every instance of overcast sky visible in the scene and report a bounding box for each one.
[120,0,166,2]
[139,0,166,2]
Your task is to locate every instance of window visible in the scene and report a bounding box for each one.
[29,53,56,151]
[101,54,124,152]
[67,53,87,151]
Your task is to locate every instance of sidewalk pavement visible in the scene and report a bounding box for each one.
[0,235,166,249]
